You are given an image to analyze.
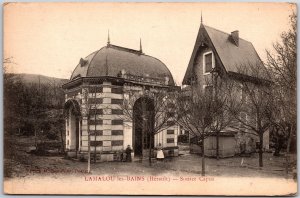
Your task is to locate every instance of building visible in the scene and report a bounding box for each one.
[182,20,270,157]
[63,38,179,162]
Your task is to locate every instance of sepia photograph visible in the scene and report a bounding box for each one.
[3,2,297,195]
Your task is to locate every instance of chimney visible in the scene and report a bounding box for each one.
[231,30,239,46]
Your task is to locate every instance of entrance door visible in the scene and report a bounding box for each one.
[133,97,154,157]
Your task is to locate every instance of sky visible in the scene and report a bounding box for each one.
[4,2,296,85]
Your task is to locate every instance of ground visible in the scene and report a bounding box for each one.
[4,135,297,180]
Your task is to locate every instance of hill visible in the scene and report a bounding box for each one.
[8,73,69,86]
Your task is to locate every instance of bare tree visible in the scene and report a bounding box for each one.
[229,62,272,167]
[175,85,222,176]
[82,88,91,173]
[209,75,239,160]
[266,12,296,175]
[117,88,177,166]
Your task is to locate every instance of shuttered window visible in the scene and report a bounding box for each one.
[112,120,123,125]
[112,140,123,146]
[112,130,123,136]
[89,119,103,125]
[90,141,103,146]
[89,87,103,93]
[111,99,123,104]
[89,98,103,104]
[167,138,174,143]
[111,87,123,94]
[90,130,103,136]
[111,109,123,115]
[167,130,175,134]
[89,109,103,115]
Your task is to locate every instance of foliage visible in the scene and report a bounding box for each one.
[266,12,297,154]
[3,59,65,141]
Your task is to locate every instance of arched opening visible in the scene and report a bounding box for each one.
[133,97,155,157]
[64,99,81,152]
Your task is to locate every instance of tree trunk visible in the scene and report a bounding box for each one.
[149,132,152,166]
[94,93,97,163]
[34,129,37,148]
[201,136,205,176]
[285,125,292,178]
[259,132,263,167]
[216,130,219,160]
[60,127,64,153]
[87,119,91,173]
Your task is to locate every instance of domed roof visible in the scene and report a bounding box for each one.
[70,44,175,86]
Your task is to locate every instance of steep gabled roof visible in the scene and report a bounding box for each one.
[183,24,263,85]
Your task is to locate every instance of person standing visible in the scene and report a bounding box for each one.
[156,143,164,161]
[125,145,132,162]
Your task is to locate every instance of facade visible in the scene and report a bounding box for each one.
[183,21,270,157]
[63,40,179,162]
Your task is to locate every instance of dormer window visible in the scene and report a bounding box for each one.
[203,51,215,74]
[79,58,88,67]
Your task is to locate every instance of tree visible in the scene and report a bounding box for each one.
[117,88,177,166]
[209,73,239,160]
[175,85,222,176]
[81,86,113,172]
[266,12,296,175]
[229,62,273,167]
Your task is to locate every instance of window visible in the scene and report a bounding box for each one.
[167,138,174,143]
[89,87,103,93]
[203,52,214,74]
[111,87,123,94]
[112,120,123,125]
[90,141,103,146]
[111,99,123,104]
[167,130,175,134]
[89,109,103,115]
[89,98,103,104]
[112,109,123,115]
[89,119,103,125]
[240,86,248,104]
[90,130,103,136]
[112,140,123,146]
[112,130,123,136]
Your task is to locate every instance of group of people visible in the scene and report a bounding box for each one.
[121,144,165,162]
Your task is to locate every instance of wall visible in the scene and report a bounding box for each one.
[194,46,215,88]
[154,124,179,148]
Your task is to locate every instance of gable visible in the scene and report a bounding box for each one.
[183,24,263,85]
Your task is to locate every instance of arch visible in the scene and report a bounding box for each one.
[64,99,81,117]
[132,97,155,157]
[64,99,81,152]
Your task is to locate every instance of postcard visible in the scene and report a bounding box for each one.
[3,2,297,195]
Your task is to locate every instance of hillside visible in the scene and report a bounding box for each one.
[8,73,69,86]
